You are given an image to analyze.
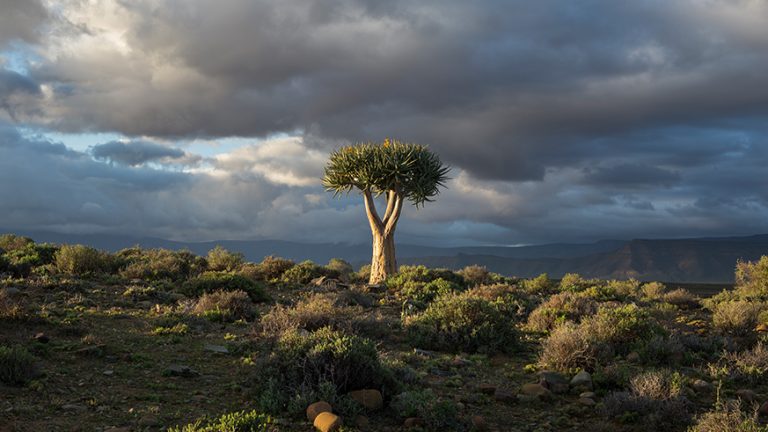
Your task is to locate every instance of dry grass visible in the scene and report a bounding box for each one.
[192,289,255,322]
[526,291,597,332]
[712,300,765,335]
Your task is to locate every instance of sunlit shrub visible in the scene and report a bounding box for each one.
[526,291,598,332]
[118,247,206,281]
[712,300,766,335]
[55,244,115,276]
[167,409,273,432]
[279,260,331,286]
[522,273,553,293]
[260,293,364,336]
[184,272,269,302]
[735,256,768,299]
[206,246,245,272]
[193,290,256,322]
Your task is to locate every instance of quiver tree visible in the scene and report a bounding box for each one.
[323,139,449,284]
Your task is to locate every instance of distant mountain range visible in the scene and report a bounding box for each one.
[5,229,768,283]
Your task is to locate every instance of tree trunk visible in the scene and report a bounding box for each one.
[363,189,403,285]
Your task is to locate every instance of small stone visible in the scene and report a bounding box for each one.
[692,379,711,393]
[348,389,383,411]
[578,397,596,406]
[103,370,114,376]
[570,371,592,391]
[579,392,596,400]
[430,368,454,377]
[163,364,199,378]
[493,388,517,403]
[103,428,131,432]
[736,389,758,403]
[313,412,341,432]
[519,383,553,401]
[538,371,569,394]
[471,415,487,431]
[306,401,332,422]
[204,344,229,354]
[626,351,641,362]
[403,417,423,428]
[353,415,369,429]
[74,345,105,358]
[452,357,472,367]
[756,323,768,333]
[477,383,496,395]
[414,348,436,357]
[33,333,50,343]
[2,287,20,296]
[138,415,160,427]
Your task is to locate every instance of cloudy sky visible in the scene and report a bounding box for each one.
[1,0,767,246]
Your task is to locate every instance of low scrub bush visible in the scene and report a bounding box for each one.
[712,300,766,335]
[325,258,354,277]
[386,265,465,292]
[404,291,518,354]
[690,400,768,432]
[279,260,332,286]
[253,327,397,414]
[735,256,768,299]
[254,256,295,281]
[558,273,592,292]
[464,283,531,317]
[2,242,58,276]
[526,291,598,332]
[0,288,25,320]
[398,277,463,303]
[118,247,206,281]
[55,244,115,275]
[641,282,666,300]
[602,369,691,429]
[206,246,245,272]
[391,389,464,431]
[663,288,699,308]
[539,304,662,372]
[194,290,256,322]
[260,293,361,336]
[0,345,38,386]
[183,272,269,302]
[168,409,273,432]
[458,265,491,287]
[710,342,768,384]
[521,273,553,293]
[0,234,34,252]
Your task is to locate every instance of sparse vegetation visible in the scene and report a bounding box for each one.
[183,272,269,302]
[0,344,37,386]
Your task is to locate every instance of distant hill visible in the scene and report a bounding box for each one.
[4,229,768,283]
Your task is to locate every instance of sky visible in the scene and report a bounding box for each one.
[1,0,768,247]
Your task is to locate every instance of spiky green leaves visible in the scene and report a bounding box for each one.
[322,139,449,207]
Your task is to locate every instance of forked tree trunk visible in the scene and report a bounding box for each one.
[363,189,403,285]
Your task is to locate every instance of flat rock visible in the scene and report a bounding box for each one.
[692,379,711,393]
[477,383,496,395]
[163,364,199,378]
[538,371,569,394]
[570,371,592,391]
[736,389,758,403]
[403,417,423,428]
[520,383,553,400]
[306,401,332,422]
[33,332,49,343]
[578,397,596,406]
[493,388,517,403]
[348,389,383,411]
[204,344,229,354]
[471,415,487,431]
[138,415,160,427]
[579,392,596,400]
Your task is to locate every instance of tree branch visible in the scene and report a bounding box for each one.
[382,190,396,223]
[384,192,403,238]
[363,189,384,235]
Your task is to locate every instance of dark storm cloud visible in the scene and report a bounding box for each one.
[91,140,187,166]
[0,0,767,244]
[0,0,49,46]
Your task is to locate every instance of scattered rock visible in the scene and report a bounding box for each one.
[403,417,423,428]
[570,371,592,391]
[2,287,20,296]
[578,397,596,406]
[353,415,369,429]
[519,383,553,401]
[579,392,596,400]
[477,383,496,395]
[204,344,229,354]
[626,351,641,362]
[138,415,160,427]
[692,379,711,393]
[313,411,341,432]
[33,332,49,343]
[306,401,332,422]
[430,368,454,377]
[74,345,106,358]
[163,364,199,378]
[736,389,758,403]
[61,404,87,412]
[365,284,386,293]
[348,389,384,411]
[493,388,516,403]
[413,348,436,357]
[452,357,472,367]
[538,371,569,394]
[103,370,114,376]
[471,415,487,431]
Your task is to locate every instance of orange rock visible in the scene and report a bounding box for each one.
[306,401,333,422]
[313,412,342,432]
[348,389,383,411]
[755,323,768,332]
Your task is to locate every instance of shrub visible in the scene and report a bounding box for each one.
[357,264,371,283]
[712,300,766,335]
[260,293,361,336]
[194,290,256,322]
[183,272,269,302]
[391,389,463,431]
[539,304,661,372]
[387,265,464,291]
[3,242,58,276]
[398,278,463,303]
[559,273,589,292]
[206,246,245,272]
[663,288,699,308]
[279,260,329,286]
[253,327,397,414]
[55,244,114,275]
[464,283,531,317]
[629,369,684,401]
[639,335,686,366]
[601,369,690,429]
[0,234,34,251]
[690,400,768,432]
[0,288,25,320]
[168,409,273,432]
[711,342,768,384]
[152,323,189,336]
[458,265,491,287]
[0,345,38,386]
[526,291,598,332]
[255,256,295,281]
[641,282,666,300]
[522,273,553,293]
[118,247,206,281]
[404,292,517,354]
[325,258,354,276]
[735,256,768,299]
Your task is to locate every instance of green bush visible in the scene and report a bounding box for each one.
[254,256,295,281]
[0,234,34,251]
[3,242,58,276]
[458,265,491,287]
[206,246,245,272]
[690,400,768,432]
[391,389,463,431]
[526,291,598,332]
[184,272,269,302]
[168,409,273,432]
[193,290,256,322]
[279,260,330,286]
[710,342,768,384]
[522,273,553,293]
[325,258,354,276]
[260,293,364,336]
[602,369,691,429]
[404,292,517,354]
[0,345,38,386]
[641,282,667,300]
[253,327,397,414]
[398,278,463,303]
[735,256,768,299]
[712,300,765,335]
[558,273,591,292]
[55,244,115,275]
[118,247,206,281]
